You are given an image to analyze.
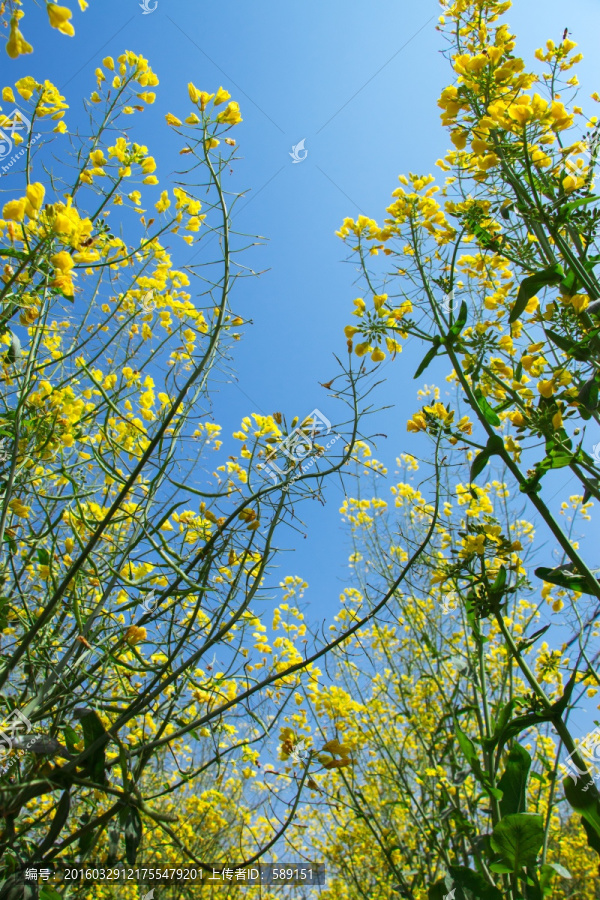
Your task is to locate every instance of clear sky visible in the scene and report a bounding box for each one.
[3,0,600,627]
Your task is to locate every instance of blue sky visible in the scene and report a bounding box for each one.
[3,0,600,628]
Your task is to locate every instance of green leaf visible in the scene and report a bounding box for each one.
[509,264,564,324]
[563,776,600,855]
[5,331,22,364]
[578,376,600,411]
[74,707,107,786]
[474,390,501,426]
[77,812,95,857]
[545,328,588,360]
[489,862,513,874]
[447,866,503,900]
[124,806,143,865]
[449,301,469,339]
[490,565,507,594]
[470,449,490,482]
[455,726,480,770]
[36,790,71,856]
[40,889,63,900]
[414,336,441,379]
[490,813,544,871]
[469,435,504,484]
[106,823,121,866]
[517,624,551,652]
[428,879,450,900]
[0,248,27,260]
[63,724,80,755]
[496,711,557,755]
[0,596,9,632]
[498,744,531,817]
[490,700,516,746]
[36,548,50,566]
[563,195,600,214]
[538,450,572,472]
[534,565,598,595]
[540,862,571,879]
[582,817,600,857]
[454,724,501,798]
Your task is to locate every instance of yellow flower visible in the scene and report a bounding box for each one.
[25,183,45,217]
[213,86,232,107]
[188,82,200,104]
[165,113,182,126]
[450,130,468,150]
[371,347,385,362]
[46,3,75,37]
[9,498,31,519]
[216,101,242,126]
[141,156,156,174]
[125,625,147,645]
[186,216,205,231]
[51,250,74,274]
[15,76,38,101]
[407,413,427,433]
[2,87,15,102]
[51,250,75,296]
[6,15,33,59]
[197,91,214,111]
[322,757,353,769]
[562,174,579,193]
[538,379,555,398]
[2,199,26,222]
[155,191,170,213]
